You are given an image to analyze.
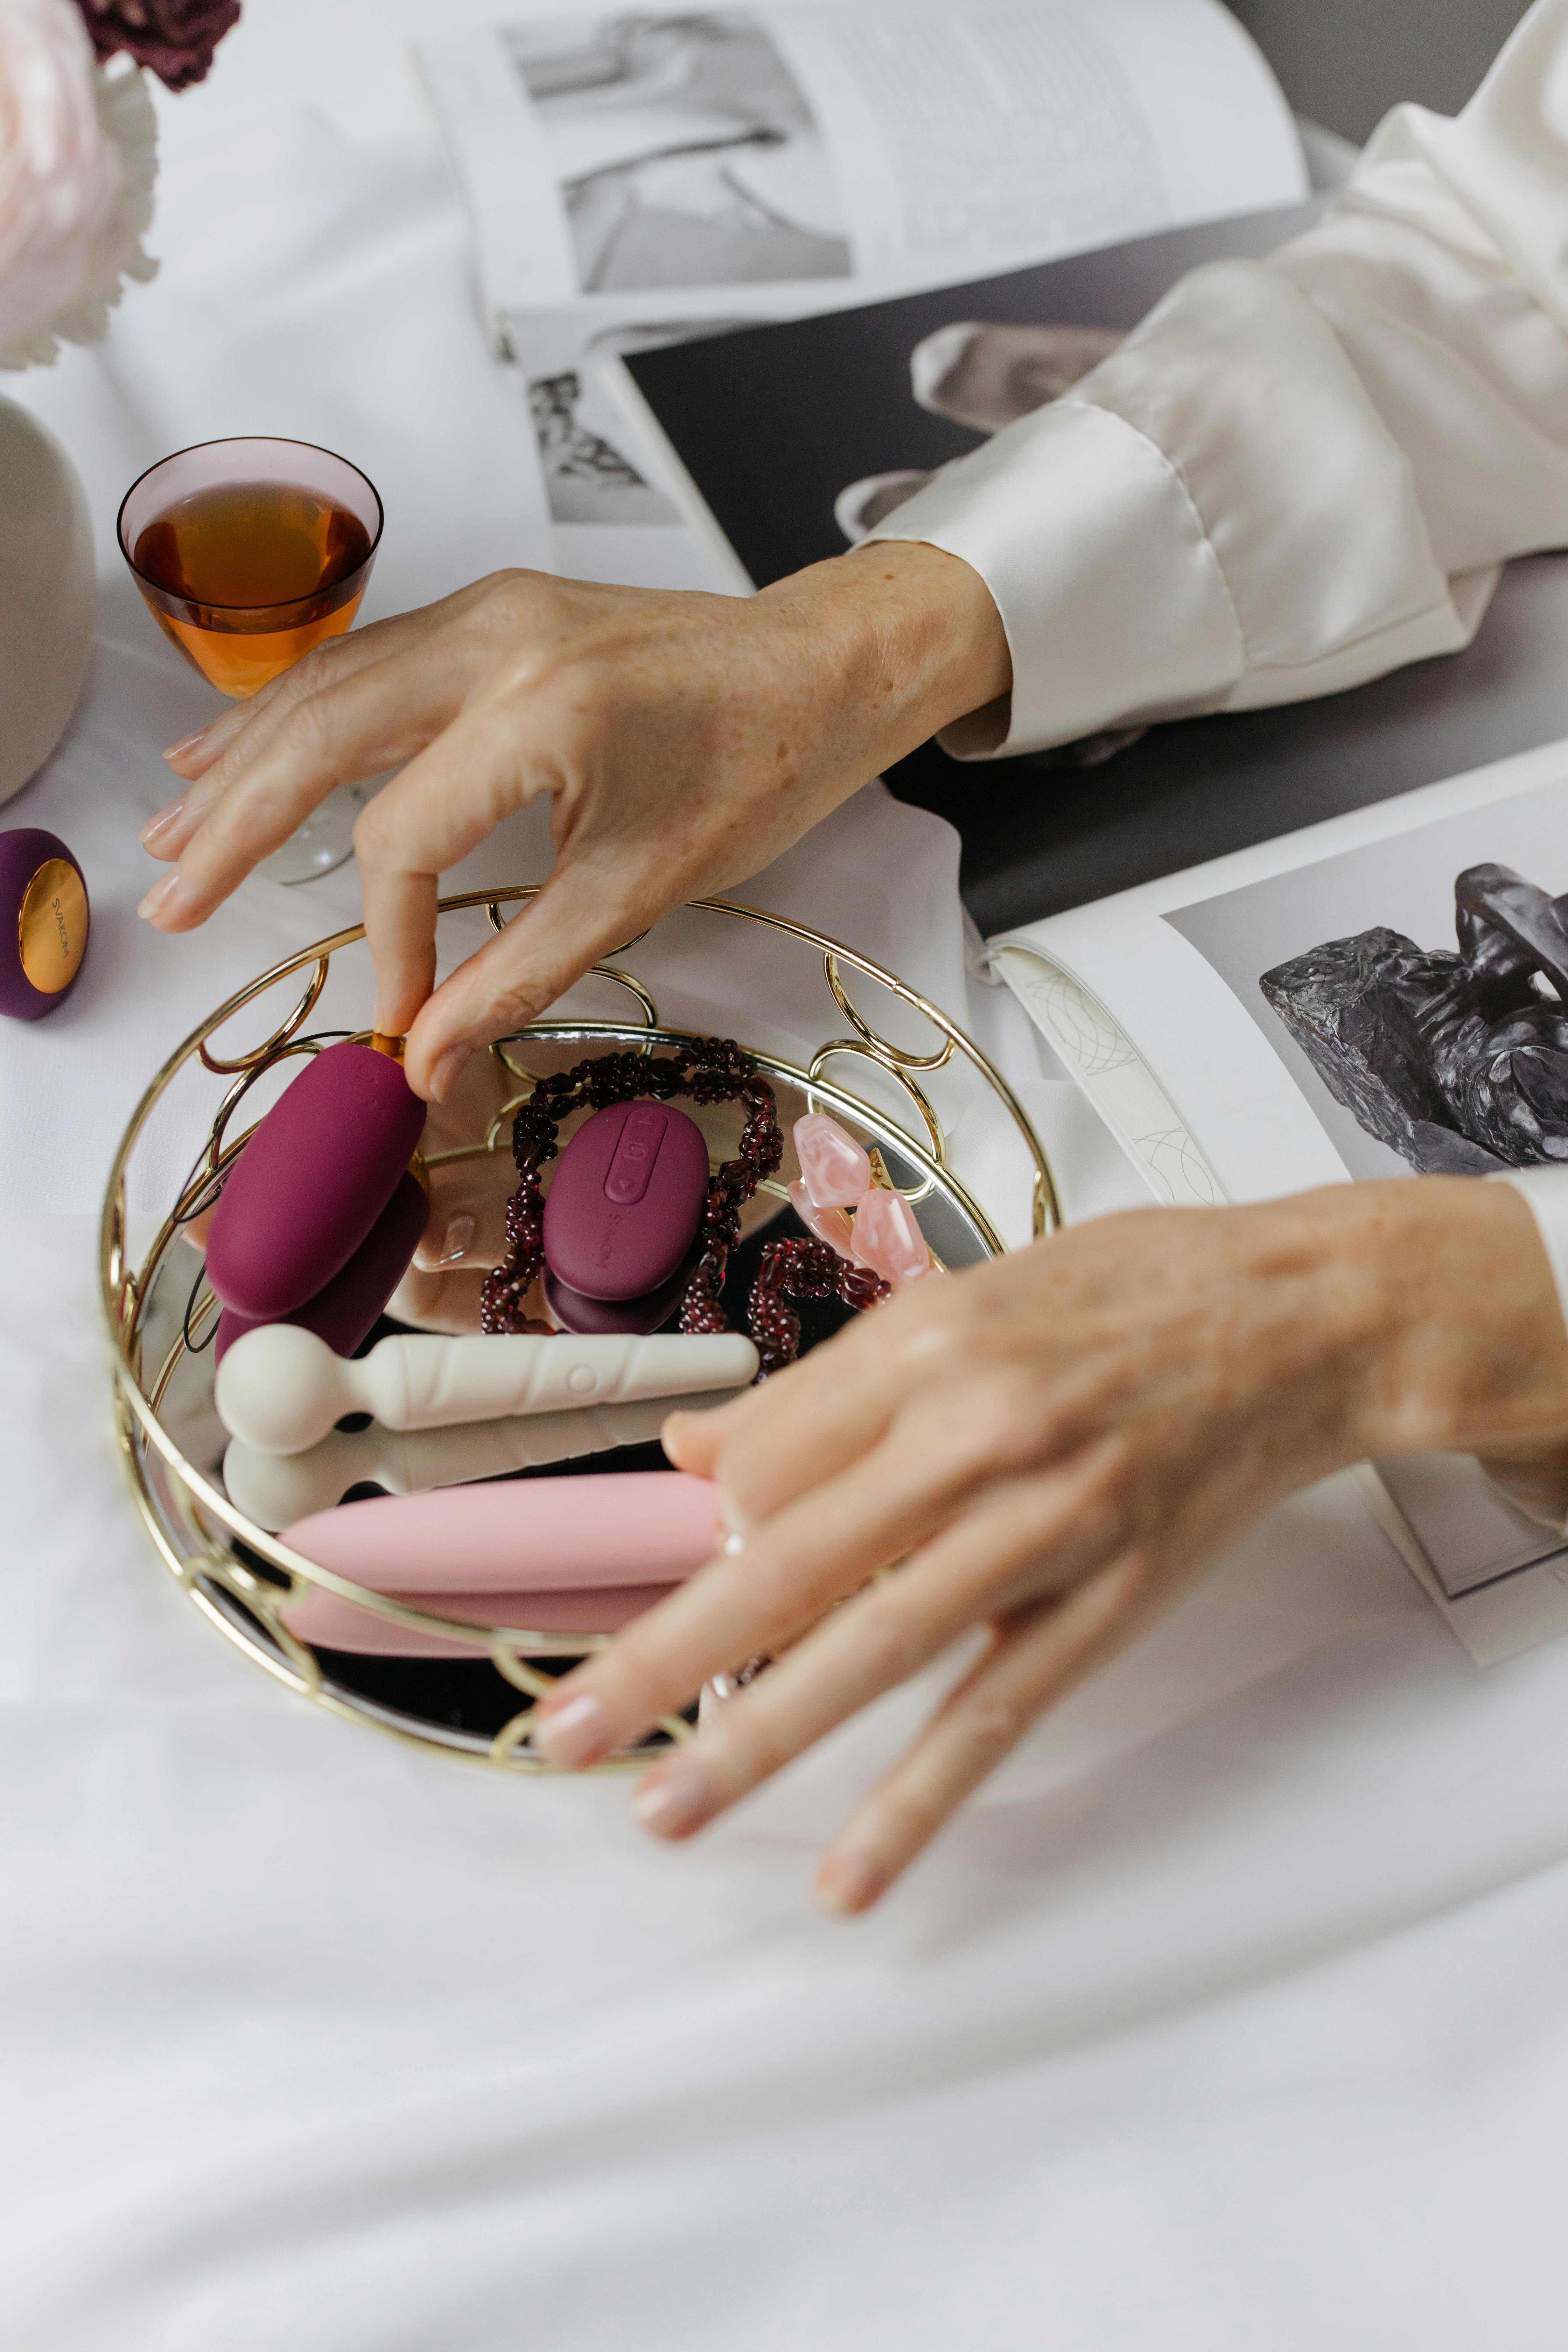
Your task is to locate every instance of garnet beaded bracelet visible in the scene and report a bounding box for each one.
[479,1038,889,1373]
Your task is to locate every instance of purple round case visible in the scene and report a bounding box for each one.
[213,1168,427,1363]
[542,1248,696,1337]
[206,1040,427,1318]
[542,1100,708,1302]
[0,828,89,1021]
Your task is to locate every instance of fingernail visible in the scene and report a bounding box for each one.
[814,1852,884,1917]
[163,730,206,760]
[530,1691,611,1768]
[429,1045,472,1103]
[630,1758,715,1839]
[139,799,186,849]
[137,870,186,923]
[436,1212,475,1267]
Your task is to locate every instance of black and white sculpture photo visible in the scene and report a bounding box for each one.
[1260,864,1568,1174]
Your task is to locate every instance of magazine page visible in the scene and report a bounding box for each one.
[988,733,1568,1661]
[988,735,1568,1206]
[413,0,1304,556]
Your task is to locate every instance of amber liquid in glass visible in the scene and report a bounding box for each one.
[132,479,373,698]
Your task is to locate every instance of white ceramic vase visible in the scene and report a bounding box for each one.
[0,396,95,808]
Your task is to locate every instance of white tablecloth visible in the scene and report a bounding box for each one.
[5,79,1568,2352]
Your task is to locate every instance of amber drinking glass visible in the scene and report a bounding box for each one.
[118,438,384,881]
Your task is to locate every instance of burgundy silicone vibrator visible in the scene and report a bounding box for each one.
[211,1168,427,1364]
[205,1039,427,1320]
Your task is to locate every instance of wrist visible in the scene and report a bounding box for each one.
[757,542,1011,775]
[1336,1179,1568,1460]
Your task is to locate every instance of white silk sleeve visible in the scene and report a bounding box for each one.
[868,0,1568,760]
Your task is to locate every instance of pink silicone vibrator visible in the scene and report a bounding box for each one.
[280,1470,722,1592]
[281,1581,679,1654]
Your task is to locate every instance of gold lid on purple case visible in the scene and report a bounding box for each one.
[1,828,91,1020]
[19,858,88,994]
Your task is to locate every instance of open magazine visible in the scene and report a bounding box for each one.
[985,736,1568,1667]
[414,1,1305,572]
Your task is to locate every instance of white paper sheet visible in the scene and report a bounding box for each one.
[414,0,1305,534]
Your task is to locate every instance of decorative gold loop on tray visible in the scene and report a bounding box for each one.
[824,951,956,1073]
[807,1038,945,1180]
[100,886,1060,1776]
[199,954,329,1074]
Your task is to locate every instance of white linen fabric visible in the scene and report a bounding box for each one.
[873,0,1568,759]
[8,48,1568,2352]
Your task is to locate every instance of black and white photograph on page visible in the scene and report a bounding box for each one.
[528,352,673,522]
[503,10,852,292]
[1165,776,1568,1184]
[517,310,754,524]
[498,9,850,524]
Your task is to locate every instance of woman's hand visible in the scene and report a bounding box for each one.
[528,1178,1568,1912]
[136,549,1009,1102]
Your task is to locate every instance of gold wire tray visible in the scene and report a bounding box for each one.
[100,888,1059,1770]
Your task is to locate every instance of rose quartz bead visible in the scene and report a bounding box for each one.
[788,1178,854,1258]
[793,1112,872,1208]
[849,1187,933,1287]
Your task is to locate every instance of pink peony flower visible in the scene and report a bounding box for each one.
[0,0,156,370]
[77,0,239,94]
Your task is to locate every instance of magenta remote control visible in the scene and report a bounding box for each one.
[542,1100,709,1309]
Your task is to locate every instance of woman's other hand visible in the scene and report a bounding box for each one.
[528,1179,1568,1912]
[136,550,1009,1102]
